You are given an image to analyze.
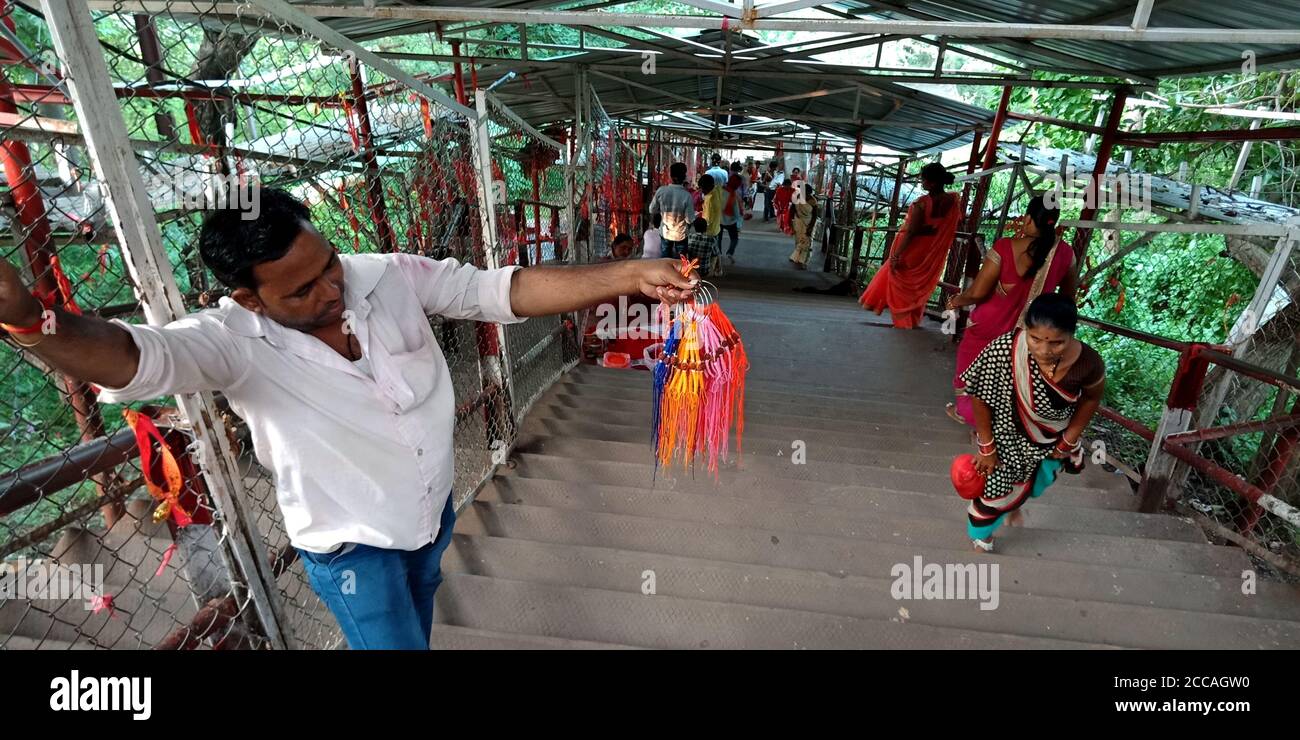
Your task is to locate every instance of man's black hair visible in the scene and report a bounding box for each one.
[199,186,312,290]
[669,162,687,183]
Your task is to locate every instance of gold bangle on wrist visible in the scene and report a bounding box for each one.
[7,329,46,348]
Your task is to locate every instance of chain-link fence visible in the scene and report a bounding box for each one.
[588,89,640,261]
[0,0,592,649]
[483,89,580,426]
[1071,209,1300,579]
[0,0,305,650]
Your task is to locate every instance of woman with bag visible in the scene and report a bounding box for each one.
[957,294,1105,552]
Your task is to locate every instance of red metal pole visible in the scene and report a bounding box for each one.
[531,171,542,265]
[1241,396,1300,535]
[964,86,1011,236]
[1136,342,1212,512]
[1097,405,1156,442]
[133,14,176,142]
[348,57,398,254]
[1071,87,1129,262]
[0,23,120,526]
[451,41,467,106]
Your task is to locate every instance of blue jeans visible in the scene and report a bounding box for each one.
[720,223,739,255]
[662,238,687,258]
[297,493,457,649]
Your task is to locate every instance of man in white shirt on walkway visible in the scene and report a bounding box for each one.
[705,153,730,189]
[0,187,698,649]
[647,161,693,258]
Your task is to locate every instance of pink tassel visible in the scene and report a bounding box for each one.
[155,543,178,579]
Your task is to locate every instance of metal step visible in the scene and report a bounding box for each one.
[458,499,1251,581]
[427,623,638,650]
[481,475,1201,544]
[507,453,1139,511]
[434,573,1113,649]
[512,427,1129,493]
[443,534,1300,649]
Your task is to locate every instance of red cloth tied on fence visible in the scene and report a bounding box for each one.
[122,409,194,528]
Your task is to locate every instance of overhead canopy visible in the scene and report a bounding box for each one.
[831,0,1300,81]
[76,1,1298,152]
[486,30,996,154]
[270,0,1300,85]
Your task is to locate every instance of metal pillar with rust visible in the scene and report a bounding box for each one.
[1138,343,1213,513]
[133,14,176,141]
[1071,87,1129,262]
[0,6,120,526]
[451,40,468,106]
[964,86,1011,236]
[348,56,398,254]
[841,132,863,226]
[945,128,986,342]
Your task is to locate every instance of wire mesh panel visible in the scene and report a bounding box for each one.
[1073,217,1300,578]
[0,0,284,650]
[483,91,578,425]
[588,90,640,262]
[1181,233,1300,579]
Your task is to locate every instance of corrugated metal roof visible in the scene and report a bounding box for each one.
[834,0,1300,79]
[288,2,1297,149]
[305,0,1300,80]
[485,30,994,153]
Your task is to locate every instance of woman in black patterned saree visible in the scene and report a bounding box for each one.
[958,294,1106,552]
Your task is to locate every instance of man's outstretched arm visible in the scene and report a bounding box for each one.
[509,257,698,318]
[0,257,246,398]
[0,258,139,388]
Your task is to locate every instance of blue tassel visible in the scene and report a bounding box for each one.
[651,317,679,461]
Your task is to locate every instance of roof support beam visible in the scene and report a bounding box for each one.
[841,0,1160,84]
[671,0,743,17]
[758,0,838,16]
[1131,0,1156,31]
[78,4,1300,46]
[372,50,1133,90]
[732,33,908,68]
[577,25,725,70]
[715,85,858,111]
[596,100,980,130]
[587,67,703,109]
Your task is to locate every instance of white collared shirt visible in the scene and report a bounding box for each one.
[98,253,524,553]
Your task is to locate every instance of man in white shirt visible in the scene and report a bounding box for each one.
[642,216,663,259]
[705,153,729,189]
[647,162,693,256]
[0,187,698,649]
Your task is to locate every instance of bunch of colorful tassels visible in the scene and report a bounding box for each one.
[651,256,749,477]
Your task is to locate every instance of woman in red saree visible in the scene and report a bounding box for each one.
[773,180,794,234]
[859,163,960,329]
[946,195,1077,425]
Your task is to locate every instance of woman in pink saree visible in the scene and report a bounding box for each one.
[946,195,1077,425]
[859,163,961,329]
